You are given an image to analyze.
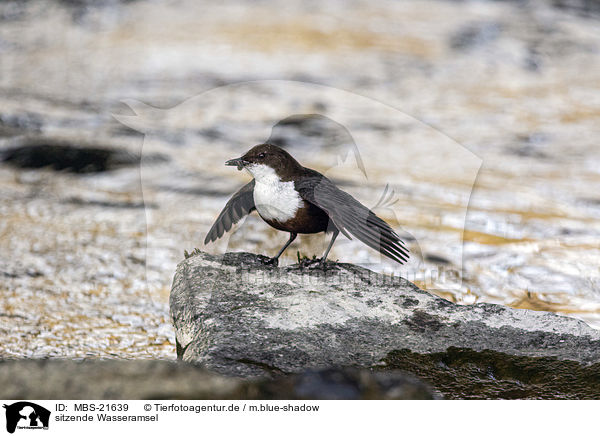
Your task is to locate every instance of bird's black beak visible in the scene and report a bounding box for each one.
[225,157,249,171]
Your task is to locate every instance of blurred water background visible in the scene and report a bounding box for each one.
[0,0,599,359]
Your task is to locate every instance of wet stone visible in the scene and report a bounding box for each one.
[1,137,167,173]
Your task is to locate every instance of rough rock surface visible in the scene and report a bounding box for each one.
[0,360,437,400]
[170,251,600,399]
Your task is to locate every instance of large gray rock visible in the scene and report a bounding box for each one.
[170,251,600,399]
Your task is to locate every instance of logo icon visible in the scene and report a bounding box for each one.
[3,402,50,434]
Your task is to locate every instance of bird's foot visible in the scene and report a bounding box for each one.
[262,257,279,267]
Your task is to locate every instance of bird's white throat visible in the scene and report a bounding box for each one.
[246,164,302,222]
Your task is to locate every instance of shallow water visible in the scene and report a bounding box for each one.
[0,0,599,359]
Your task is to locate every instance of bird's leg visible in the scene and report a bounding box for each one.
[265,232,297,266]
[318,229,339,267]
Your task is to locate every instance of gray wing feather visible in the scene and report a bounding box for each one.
[204,180,256,244]
[296,173,409,264]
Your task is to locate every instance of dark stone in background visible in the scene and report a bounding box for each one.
[0,137,168,173]
[0,360,439,400]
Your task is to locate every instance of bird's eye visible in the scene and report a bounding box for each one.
[257,152,266,159]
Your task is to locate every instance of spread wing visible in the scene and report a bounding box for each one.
[295,172,409,264]
[204,180,256,244]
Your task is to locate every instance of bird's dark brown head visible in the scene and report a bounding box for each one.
[226,143,302,179]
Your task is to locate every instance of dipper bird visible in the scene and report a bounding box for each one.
[204,143,409,267]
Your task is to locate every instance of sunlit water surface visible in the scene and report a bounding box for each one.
[0,0,599,359]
